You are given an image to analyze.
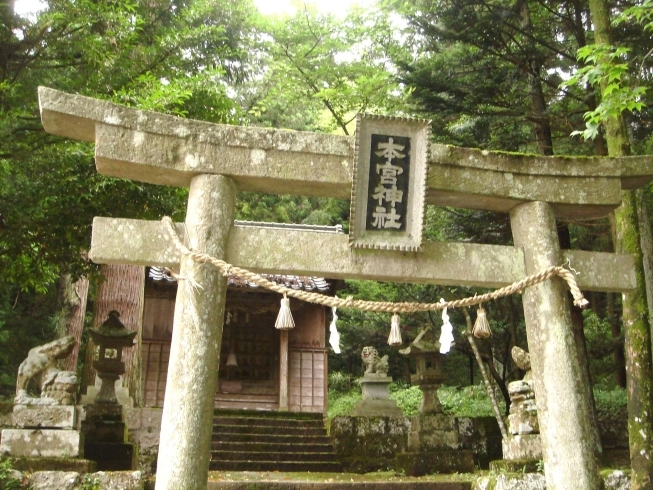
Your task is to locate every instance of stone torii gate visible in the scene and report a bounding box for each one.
[39,87,653,490]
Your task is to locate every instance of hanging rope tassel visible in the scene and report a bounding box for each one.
[388,313,402,346]
[472,305,492,338]
[329,306,341,354]
[275,294,295,330]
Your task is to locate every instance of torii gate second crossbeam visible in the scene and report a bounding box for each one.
[38,87,653,490]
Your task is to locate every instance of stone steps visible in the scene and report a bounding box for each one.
[210,410,342,473]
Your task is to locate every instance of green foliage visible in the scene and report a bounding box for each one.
[438,384,501,418]
[80,474,101,490]
[594,387,628,420]
[327,390,361,419]
[242,4,410,134]
[0,459,24,490]
[328,371,355,394]
[389,384,423,417]
[563,45,647,140]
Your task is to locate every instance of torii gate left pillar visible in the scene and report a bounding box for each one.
[156,175,235,489]
[38,87,653,490]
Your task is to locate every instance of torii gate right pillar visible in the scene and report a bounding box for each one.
[511,201,604,490]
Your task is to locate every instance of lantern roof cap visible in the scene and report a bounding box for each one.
[399,325,441,356]
[90,310,137,343]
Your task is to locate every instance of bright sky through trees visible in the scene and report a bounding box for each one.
[15,0,374,17]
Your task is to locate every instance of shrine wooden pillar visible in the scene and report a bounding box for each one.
[510,201,603,489]
[279,330,289,411]
[155,175,236,490]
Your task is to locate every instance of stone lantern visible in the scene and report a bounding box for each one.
[89,310,137,404]
[399,325,447,413]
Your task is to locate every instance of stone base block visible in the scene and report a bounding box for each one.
[84,404,123,422]
[507,411,539,435]
[0,428,83,458]
[474,473,546,490]
[394,450,474,476]
[84,442,135,471]
[13,404,77,429]
[27,470,142,490]
[9,456,96,473]
[502,434,542,460]
[28,471,80,490]
[83,421,126,444]
[489,459,541,474]
[351,399,403,417]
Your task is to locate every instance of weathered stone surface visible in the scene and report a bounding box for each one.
[15,336,77,406]
[1,428,82,457]
[327,416,411,473]
[93,470,142,490]
[507,411,539,436]
[408,414,459,452]
[502,435,543,460]
[473,473,546,490]
[39,87,653,219]
[352,375,403,417]
[604,470,631,490]
[13,404,77,429]
[27,470,143,490]
[394,449,474,476]
[29,471,81,490]
[454,417,504,469]
[489,459,541,474]
[155,175,235,490]
[511,201,604,490]
[10,456,96,473]
[90,217,637,293]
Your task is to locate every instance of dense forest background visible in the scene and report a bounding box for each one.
[2,0,653,479]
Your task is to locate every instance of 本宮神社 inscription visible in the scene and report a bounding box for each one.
[367,134,410,231]
[350,114,430,251]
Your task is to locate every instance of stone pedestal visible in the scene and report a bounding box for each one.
[81,376,134,407]
[502,434,543,460]
[395,412,475,476]
[1,405,84,459]
[351,374,402,417]
[82,404,134,471]
[412,370,446,414]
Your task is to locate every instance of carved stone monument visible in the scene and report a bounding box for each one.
[38,87,653,490]
[502,347,543,461]
[395,326,475,476]
[351,347,402,417]
[1,336,85,460]
[82,311,137,471]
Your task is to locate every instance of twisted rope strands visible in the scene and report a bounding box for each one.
[162,216,588,313]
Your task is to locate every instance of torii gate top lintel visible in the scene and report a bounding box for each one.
[39,87,653,220]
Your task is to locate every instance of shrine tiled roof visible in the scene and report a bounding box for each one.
[148,220,342,293]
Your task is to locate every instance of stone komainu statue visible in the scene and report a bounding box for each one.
[361,346,389,375]
[15,335,78,405]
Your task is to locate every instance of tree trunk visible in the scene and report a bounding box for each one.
[55,274,89,372]
[519,1,553,156]
[82,264,145,406]
[588,1,653,486]
[607,292,627,388]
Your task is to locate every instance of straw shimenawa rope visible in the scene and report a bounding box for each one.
[162,216,589,312]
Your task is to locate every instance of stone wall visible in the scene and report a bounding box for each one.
[327,414,623,474]
[124,408,162,476]
[327,416,411,473]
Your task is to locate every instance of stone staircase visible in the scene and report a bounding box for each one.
[210,410,342,472]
